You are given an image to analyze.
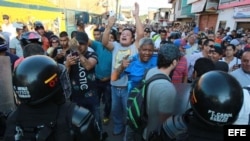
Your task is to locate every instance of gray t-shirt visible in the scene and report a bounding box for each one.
[144,67,177,139]
[9,37,23,57]
[110,42,138,86]
[230,68,250,87]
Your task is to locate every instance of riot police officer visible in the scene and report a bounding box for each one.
[4,55,101,141]
[149,71,244,141]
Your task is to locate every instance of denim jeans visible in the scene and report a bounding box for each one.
[96,80,112,118]
[111,86,129,134]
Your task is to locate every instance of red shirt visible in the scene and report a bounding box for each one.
[42,36,50,51]
[172,56,188,84]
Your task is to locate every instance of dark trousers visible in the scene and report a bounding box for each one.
[96,79,112,118]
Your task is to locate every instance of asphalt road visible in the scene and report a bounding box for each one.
[101,104,124,141]
[101,83,191,141]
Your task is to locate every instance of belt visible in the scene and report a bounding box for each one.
[97,77,110,82]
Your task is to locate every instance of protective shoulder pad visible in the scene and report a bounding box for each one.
[72,106,92,127]
[162,115,188,139]
[71,105,101,141]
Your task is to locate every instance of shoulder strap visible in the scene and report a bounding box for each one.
[145,73,170,86]
[143,73,171,120]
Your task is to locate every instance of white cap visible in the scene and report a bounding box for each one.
[13,22,23,29]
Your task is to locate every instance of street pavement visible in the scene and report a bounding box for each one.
[101,104,124,141]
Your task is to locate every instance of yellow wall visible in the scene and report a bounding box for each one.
[0,6,65,34]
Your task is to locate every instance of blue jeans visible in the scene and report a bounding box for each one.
[111,86,129,134]
[96,80,112,118]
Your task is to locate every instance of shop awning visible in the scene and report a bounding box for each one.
[191,0,206,13]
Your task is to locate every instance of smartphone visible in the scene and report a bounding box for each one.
[72,52,79,56]
[57,49,62,54]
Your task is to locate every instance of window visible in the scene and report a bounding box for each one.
[220,0,237,4]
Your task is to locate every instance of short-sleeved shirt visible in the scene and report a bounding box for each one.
[69,51,98,98]
[124,54,157,91]
[144,67,177,139]
[230,68,250,87]
[172,56,188,83]
[187,52,204,81]
[91,40,112,79]
[9,37,23,57]
[221,57,241,72]
[111,42,138,86]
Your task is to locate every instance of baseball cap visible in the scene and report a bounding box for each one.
[144,28,151,33]
[75,31,88,45]
[230,39,240,46]
[2,14,9,19]
[13,22,24,29]
[173,39,191,49]
[214,46,223,55]
[224,36,232,43]
[158,44,181,61]
[214,43,221,48]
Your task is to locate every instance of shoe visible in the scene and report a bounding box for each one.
[102,118,110,125]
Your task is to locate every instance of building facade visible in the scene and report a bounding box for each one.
[169,0,219,32]
[216,0,250,31]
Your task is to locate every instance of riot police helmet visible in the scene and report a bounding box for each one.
[13,55,61,105]
[190,71,243,126]
[34,21,44,31]
[20,31,42,47]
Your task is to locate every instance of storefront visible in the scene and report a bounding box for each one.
[237,22,250,30]
[190,0,219,31]
[216,5,250,31]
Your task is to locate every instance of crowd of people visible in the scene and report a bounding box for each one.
[0,2,250,141]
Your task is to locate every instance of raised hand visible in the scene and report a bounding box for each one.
[107,16,116,28]
[132,2,139,17]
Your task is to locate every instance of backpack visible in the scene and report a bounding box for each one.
[126,73,170,133]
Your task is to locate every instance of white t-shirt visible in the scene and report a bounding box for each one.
[9,37,23,57]
[233,89,250,125]
[221,57,241,72]
[1,23,16,41]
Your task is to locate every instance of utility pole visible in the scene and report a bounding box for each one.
[115,0,119,18]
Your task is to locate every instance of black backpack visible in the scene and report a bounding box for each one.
[126,73,170,133]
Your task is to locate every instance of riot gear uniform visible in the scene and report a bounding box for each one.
[149,71,244,141]
[4,55,101,141]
